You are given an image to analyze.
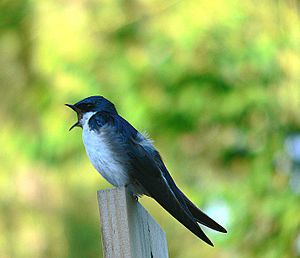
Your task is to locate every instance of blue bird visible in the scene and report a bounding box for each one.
[66,96,227,246]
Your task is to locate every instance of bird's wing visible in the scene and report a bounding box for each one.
[160,163,227,233]
[126,137,214,245]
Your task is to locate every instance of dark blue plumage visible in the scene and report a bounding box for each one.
[66,96,227,246]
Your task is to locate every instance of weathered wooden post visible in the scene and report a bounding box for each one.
[97,187,169,258]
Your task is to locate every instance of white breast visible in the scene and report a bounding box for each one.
[81,112,130,187]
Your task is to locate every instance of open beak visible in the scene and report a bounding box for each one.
[65,104,82,131]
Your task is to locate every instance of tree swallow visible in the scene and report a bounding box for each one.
[66,96,227,246]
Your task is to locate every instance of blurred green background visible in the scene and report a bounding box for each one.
[1,0,300,257]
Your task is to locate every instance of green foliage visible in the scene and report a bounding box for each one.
[0,0,300,257]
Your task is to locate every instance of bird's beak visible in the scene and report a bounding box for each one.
[65,104,82,131]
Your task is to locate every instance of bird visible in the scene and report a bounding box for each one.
[66,95,227,246]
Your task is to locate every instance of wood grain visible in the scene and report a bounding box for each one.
[97,187,168,258]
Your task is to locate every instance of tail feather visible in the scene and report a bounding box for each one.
[180,192,227,233]
[152,191,215,246]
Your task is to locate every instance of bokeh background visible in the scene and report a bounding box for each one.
[1,0,300,257]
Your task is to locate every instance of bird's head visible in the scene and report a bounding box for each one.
[65,96,117,130]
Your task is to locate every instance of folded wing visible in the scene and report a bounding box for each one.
[127,140,215,246]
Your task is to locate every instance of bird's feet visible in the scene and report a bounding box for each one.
[125,184,139,202]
